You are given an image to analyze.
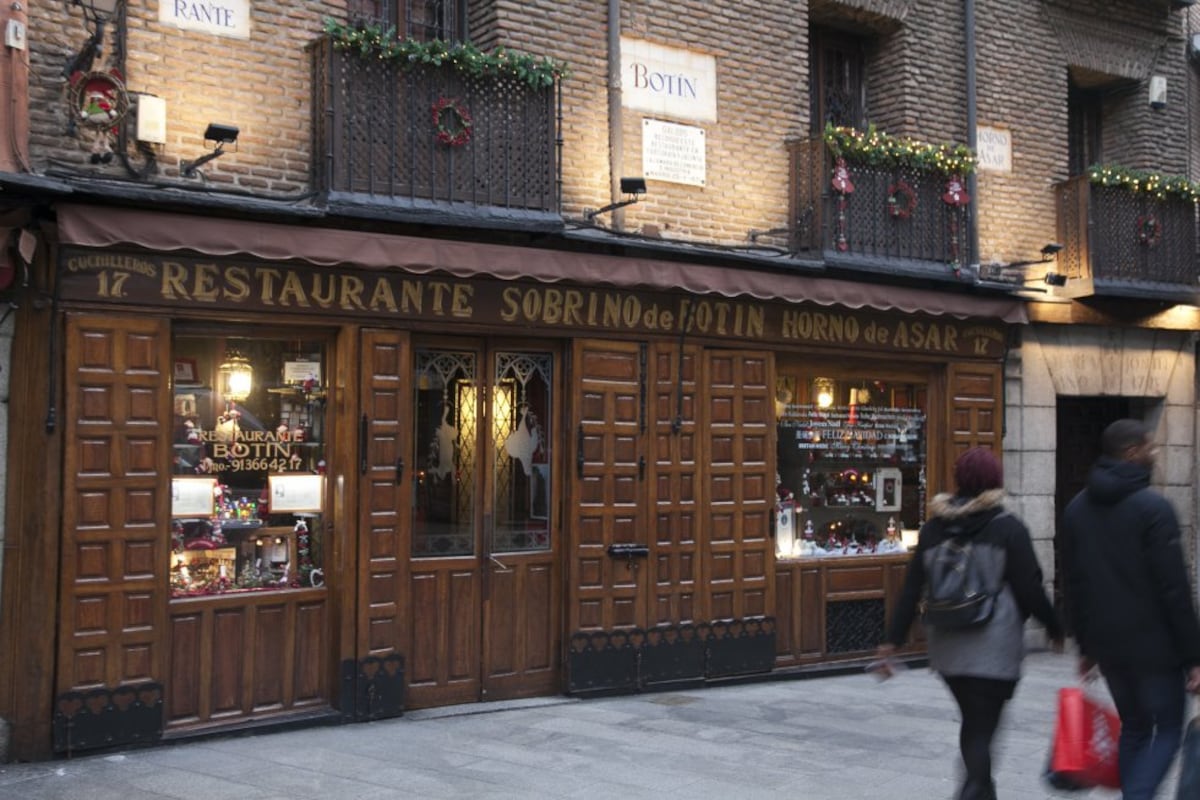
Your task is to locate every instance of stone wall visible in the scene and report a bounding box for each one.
[1005,325,1198,618]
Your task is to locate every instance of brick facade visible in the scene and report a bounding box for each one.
[19,0,1193,256]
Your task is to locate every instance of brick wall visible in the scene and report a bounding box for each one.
[17,0,1196,253]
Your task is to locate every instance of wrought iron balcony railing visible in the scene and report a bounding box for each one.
[1054,175,1199,301]
[789,138,973,273]
[311,37,560,222]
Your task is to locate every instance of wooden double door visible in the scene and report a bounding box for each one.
[358,332,561,707]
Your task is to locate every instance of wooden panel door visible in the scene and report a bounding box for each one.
[945,362,1002,487]
[648,343,701,627]
[406,346,482,708]
[702,350,774,621]
[569,340,648,633]
[59,314,171,694]
[357,330,412,664]
[481,348,560,700]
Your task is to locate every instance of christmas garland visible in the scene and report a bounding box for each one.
[1137,214,1161,247]
[432,97,472,146]
[323,18,569,89]
[887,180,917,219]
[1088,164,1200,203]
[824,123,976,178]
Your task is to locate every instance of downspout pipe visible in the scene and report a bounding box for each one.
[965,0,980,272]
[607,0,625,230]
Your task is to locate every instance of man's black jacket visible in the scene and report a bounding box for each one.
[1061,456,1200,669]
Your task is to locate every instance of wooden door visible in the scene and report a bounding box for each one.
[649,342,701,627]
[481,348,560,700]
[569,340,649,633]
[402,341,562,706]
[945,362,1003,488]
[702,350,774,621]
[356,330,412,711]
[58,314,171,697]
[405,346,483,708]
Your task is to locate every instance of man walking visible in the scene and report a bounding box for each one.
[1061,418,1200,799]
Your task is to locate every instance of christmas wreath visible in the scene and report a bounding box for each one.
[432,97,472,147]
[887,180,917,219]
[1137,214,1161,247]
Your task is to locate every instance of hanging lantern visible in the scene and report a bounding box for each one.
[219,351,254,402]
[812,377,835,409]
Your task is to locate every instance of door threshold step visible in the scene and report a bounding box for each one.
[403,695,579,722]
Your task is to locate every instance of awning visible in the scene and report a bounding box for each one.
[56,204,1027,323]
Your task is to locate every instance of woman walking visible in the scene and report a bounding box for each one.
[874,447,1063,800]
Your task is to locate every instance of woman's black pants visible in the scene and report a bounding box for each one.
[943,675,1017,800]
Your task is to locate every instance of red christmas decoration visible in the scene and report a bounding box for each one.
[942,175,971,207]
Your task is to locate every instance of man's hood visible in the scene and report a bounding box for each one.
[1085,456,1151,505]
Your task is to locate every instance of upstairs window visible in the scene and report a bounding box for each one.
[1068,79,1103,176]
[811,29,867,134]
[345,0,466,41]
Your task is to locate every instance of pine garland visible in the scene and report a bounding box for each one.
[1087,164,1200,203]
[823,123,977,178]
[323,18,569,88]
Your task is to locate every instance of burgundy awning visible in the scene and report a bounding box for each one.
[56,204,1027,323]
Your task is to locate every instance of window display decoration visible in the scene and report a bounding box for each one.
[812,377,835,409]
[218,350,254,402]
[432,97,473,147]
[887,180,917,219]
[1136,214,1161,247]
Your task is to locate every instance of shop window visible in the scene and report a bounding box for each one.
[170,336,328,597]
[775,373,926,559]
[491,351,552,553]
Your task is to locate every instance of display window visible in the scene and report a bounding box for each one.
[775,370,927,559]
[170,334,328,596]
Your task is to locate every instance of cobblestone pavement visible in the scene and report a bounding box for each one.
[0,651,1184,799]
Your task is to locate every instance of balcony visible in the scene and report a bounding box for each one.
[789,138,974,277]
[1054,175,1199,302]
[311,36,561,230]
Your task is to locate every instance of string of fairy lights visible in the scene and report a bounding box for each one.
[1086,164,1200,203]
[823,123,977,178]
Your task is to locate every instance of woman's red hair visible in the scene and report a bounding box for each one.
[954,447,1003,497]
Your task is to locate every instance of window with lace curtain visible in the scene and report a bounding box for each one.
[344,0,466,41]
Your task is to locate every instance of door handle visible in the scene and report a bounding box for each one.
[359,414,368,474]
[576,424,585,479]
[395,457,404,484]
[488,554,511,572]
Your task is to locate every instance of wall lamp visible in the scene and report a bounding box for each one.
[63,0,121,77]
[1006,242,1064,269]
[181,123,239,177]
[585,177,647,221]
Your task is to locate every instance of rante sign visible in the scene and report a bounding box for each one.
[160,0,250,39]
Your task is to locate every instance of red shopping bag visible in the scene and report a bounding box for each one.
[1048,686,1121,790]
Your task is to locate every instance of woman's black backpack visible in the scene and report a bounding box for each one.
[921,515,1006,629]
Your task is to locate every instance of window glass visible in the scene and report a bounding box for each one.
[413,349,477,556]
[775,373,926,559]
[492,351,552,553]
[170,336,328,596]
